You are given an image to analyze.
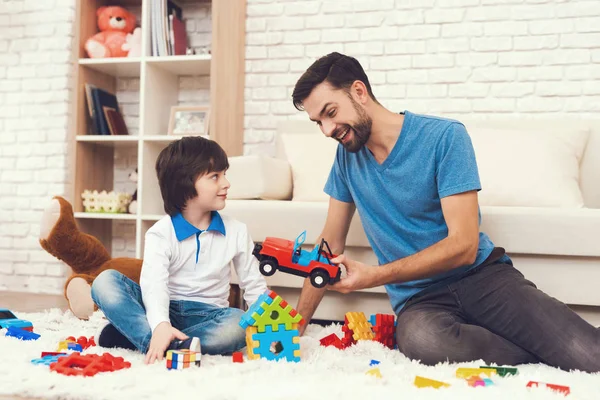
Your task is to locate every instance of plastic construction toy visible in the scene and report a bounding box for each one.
[527,381,570,396]
[232,352,244,363]
[369,313,395,349]
[166,349,201,370]
[31,354,66,366]
[456,367,495,379]
[480,365,518,377]
[41,352,67,358]
[50,352,131,377]
[239,289,304,362]
[414,376,451,389]
[467,376,494,387]
[5,326,40,341]
[57,340,83,352]
[252,230,341,288]
[65,335,96,350]
[0,308,33,331]
[345,312,374,342]
[319,333,345,350]
[366,367,382,378]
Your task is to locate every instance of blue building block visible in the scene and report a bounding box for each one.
[370,359,380,367]
[239,290,273,329]
[31,355,64,366]
[6,326,40,341]
[252,324,300,363]
[68,342,83,351]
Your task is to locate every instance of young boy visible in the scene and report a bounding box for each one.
[91,136,268,364]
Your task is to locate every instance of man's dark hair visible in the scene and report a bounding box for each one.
[155,136,229,216]
[292,52,377,111]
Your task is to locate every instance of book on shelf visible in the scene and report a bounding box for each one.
[151,0,187,57]
[103,106,129,136]
[84,83,128,135]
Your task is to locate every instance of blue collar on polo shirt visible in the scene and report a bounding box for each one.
[171,211,226,263]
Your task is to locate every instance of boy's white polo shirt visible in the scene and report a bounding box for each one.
[139,211,268,332]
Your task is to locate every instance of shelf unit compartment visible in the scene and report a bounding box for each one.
[77,66,140,137]
[112,219,137,258]
[144,0,212,58]
[75,218,115,254]
[78,0,143,60]
[74,141,115,213]
[140,62,180,136]
[74,141,139,214]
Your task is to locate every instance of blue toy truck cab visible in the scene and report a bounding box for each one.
[292,230,334,267]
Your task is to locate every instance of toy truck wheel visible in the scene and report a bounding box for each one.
[310,270,329,288]
[259,259,278,276]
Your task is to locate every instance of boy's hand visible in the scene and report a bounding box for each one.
[145,321,188,365]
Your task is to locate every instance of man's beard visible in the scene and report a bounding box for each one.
[333,98,372,153]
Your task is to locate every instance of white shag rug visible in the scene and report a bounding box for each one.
[0,309,598,400]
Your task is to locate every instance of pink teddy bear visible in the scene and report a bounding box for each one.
[84,6,136,58]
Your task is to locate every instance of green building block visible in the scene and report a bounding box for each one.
[480,366,518,377]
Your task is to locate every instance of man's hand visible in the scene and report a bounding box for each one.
[328,254,379,294]
[144,321,188,365]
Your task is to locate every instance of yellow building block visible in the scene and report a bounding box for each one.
[345,312,374,341]
[366,368,382,378]
[456,368,495,379]
[414,376,451,389]
[245,326,260,360]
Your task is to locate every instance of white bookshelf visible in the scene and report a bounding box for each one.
[71,0,246,258]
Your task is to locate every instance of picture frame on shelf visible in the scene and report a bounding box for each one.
[167,105,210,137]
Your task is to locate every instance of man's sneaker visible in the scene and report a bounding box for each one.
[167,336,201,353]
[96,323,137,351]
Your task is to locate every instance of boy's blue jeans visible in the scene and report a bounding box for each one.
[91,269,246,355]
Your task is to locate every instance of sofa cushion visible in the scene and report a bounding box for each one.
[227,156,292,200]
[223,200,600,258]
[467,126,590,208]
[279,132,338,202]
[480,206,600,257]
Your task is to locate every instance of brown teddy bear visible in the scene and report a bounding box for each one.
[84,6,136,58]
[39,196,142,319]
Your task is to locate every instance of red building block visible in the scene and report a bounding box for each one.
[341,316,357,348]
[50,352,131,377]
[370,314,396,349]
[527,381,570,396]
[232,352,244,363]
[319,333,345,350]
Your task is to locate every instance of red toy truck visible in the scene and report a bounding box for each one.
[252,230,341,288]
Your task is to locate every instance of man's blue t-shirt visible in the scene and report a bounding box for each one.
[324,110,504,315]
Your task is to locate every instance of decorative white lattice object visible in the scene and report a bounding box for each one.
[81,190,132,213]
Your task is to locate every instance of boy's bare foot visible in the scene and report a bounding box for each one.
[65,277,95,320]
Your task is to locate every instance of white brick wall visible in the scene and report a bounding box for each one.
[243,0,600,155]
[1,0,600,294]
[0,0,76,294]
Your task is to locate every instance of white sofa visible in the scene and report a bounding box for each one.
[226,118,600,325]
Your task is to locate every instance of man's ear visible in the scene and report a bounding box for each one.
[351,80,370,105]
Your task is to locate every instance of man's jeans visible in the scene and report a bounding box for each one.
[395,255,600,373]
[91,269,246,355]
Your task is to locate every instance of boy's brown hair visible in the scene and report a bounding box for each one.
[155,136,229,215]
